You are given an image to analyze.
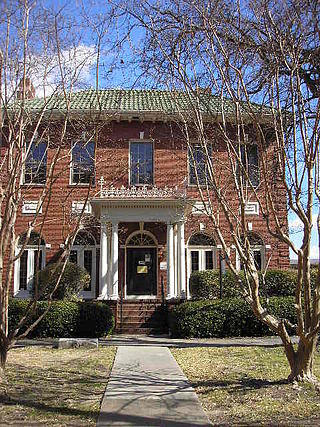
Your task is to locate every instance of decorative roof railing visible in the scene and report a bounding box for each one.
[97,176,186,199]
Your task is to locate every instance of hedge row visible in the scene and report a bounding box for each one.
[168,296,296,338]
[189,268,318,300]
[9,299,114,338]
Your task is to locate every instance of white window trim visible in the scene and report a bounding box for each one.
[14,246,46,298]
[187,246,217,286]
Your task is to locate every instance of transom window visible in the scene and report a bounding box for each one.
[71,141,95,184]
[126,231,157,247]
[188,143,212,185]
[239,145,259,188]
[130,142,153,185]
[24,142,47,184]
[188,232,216,273]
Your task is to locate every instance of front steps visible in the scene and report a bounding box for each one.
[115,300,168,334]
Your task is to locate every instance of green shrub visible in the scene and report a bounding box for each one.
[168,296,296,338]
[35,301,81,337]
[261,269,296,296]
[189,270,242,299]
[8,298,34,335]
[189,268,299,300]
[78,302,114,338]
[8,299,114,338]
[32,261,90,300]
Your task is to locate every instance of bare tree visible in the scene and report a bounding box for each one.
[116,0,320,383]
[0,0,100,384]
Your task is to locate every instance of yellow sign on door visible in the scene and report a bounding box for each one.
[137,265,148,274]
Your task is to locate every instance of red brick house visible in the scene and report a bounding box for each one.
[7,87,289,332]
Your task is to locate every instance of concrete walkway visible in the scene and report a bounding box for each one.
[97,346,212,427]
[100,334,296,348]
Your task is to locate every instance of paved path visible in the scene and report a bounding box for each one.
[16,335,298,348]
[97,346,212,426]
[100,334,297,348]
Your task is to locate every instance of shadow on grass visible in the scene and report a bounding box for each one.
[192,376,288,392]
[0,357,111,422]
[0,394,95,419]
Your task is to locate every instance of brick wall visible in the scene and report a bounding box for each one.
[3,119,290,296]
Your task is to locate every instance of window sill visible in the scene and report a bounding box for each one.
[187,184,210,188]
[21,183,46,188]
[129,183,154,187]
[68,183,95,188]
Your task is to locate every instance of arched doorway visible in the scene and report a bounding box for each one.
[70,230,98,299]
[187,232,216,274]
[125,230,158,297]
[14,231,46,296]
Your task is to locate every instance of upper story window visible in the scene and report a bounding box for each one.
[239,145,259,187]
[71,141,95,185]
[188,143,212,186]
[130,141,153,186]
[24,142,47,184]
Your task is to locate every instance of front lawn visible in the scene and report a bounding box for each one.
[172,347,320,426]
[0,346,116,426]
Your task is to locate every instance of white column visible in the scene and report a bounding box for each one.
[177,221,186,298]
[166,222,174,299]
[99,221,109,299]
[173,224,178,297]
[110,221,119,299]
[28,250,35,291]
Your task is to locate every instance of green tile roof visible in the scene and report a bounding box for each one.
[19,89,270,116]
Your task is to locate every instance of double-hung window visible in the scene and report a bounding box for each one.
[239,145,259,187]
[71,141,95,184]
[188,143,212,185]
[24,142,47,184]
[130,141,153,185]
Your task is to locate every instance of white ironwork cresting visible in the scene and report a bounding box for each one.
[98,176,185,199]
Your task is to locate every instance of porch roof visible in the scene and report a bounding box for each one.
[90,196,195,223]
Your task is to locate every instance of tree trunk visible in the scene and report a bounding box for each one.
[0,344,8,395]
[287,338,318,383]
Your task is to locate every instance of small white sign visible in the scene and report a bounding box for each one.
[22,201,42,214]
[160,261,167,270]
[244,202,259,215]
[192,201,210,215]
[71,201,92,214]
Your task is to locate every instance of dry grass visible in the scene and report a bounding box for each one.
[0,346,116,426]
[172,346,320,426]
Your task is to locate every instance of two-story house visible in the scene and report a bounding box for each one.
[7,85,290,333]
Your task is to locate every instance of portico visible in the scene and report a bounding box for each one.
[90,182,193,301]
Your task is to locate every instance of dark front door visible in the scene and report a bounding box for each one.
[126,248,157,296]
